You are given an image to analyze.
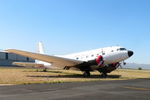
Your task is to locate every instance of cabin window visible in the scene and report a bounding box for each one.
[102,53,105,55]
[76,57,79,60]
[91,55,94,57]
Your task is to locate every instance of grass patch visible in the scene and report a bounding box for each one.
[0,67,149,85]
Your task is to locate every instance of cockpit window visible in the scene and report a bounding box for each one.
[119,48,126,50]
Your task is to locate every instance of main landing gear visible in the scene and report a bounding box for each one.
[101,72,108,78]
[83,71,91,77]
[83,71,108,78]
[97,68,108,78]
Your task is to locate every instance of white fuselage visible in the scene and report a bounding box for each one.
[37,46,133,69]
[63,46,130,64]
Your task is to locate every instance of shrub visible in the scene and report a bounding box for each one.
[138,67,142,70]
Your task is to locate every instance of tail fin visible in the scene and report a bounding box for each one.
[37,42,45,54]
[36,42,51,68]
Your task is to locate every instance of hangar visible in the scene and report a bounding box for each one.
[0,51,35,66]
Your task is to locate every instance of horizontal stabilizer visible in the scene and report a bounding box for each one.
[13,62,45,68]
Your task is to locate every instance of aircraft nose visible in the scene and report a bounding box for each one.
[128,50,134,57]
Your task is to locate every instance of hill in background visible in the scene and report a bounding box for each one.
[123,63,150,70]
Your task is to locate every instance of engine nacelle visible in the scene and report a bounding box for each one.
[110,62,120,68]
[97,62,120,73]
[106,62,120,73]
[96,55,104,67]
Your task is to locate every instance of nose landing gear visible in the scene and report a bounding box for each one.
[97,67,108,78]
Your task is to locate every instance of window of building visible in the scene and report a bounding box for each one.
[5,53,8,60]
[26,57,29,61]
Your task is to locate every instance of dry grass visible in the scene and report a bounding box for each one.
[0,67,150,85]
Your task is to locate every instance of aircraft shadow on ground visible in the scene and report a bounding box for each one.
[27,74,121,79]
[23,70,64,73]
[25,70,121,78]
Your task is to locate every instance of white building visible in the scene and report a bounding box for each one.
[0,51,35,66]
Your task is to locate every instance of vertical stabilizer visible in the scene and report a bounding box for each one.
[37,42,45,54]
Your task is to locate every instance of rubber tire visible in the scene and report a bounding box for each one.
[83,71,91,77]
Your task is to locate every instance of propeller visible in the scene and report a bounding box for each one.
[118,61,126,69]
[118,63,122,69]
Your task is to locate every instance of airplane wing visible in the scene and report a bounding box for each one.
[6,49,83,69]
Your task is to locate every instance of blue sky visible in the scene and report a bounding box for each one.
[0,0,150,64]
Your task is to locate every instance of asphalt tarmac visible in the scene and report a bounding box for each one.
[0,78,150,100]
